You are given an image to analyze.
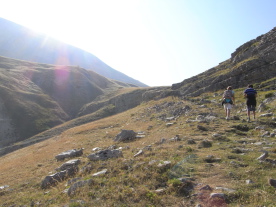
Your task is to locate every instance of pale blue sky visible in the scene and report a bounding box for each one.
[0,0,275,86]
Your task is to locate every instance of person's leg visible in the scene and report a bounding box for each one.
[224,104,228,118]
[252,101,256,119]
[246,99,252,121]
[252,106,256,119]
[247,106,251,121]
[226,104,232,119]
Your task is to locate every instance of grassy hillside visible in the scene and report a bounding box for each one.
[0,84,275,206]
[0,55,136,148]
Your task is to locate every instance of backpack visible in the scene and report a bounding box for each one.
[223,90,232,99]
[246,92,256,98]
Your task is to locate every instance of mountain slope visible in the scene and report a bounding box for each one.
[0,87,275,206]
[0,17,147,87]
[0,55,135,148]
[172,27,276,96]
[1,26,276,155]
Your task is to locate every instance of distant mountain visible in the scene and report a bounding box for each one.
[0,17,147,87]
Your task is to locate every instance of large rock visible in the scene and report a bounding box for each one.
[55,149,83,161]
[41,167,78,189]
[56,159,81,171]
[87,149,123,161]
[114,130,137,142]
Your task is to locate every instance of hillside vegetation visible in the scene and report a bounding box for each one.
[0,55,139,149]
[0,84,275,206]
[0,25,276,207]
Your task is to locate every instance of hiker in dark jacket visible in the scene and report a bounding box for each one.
[222,86,235,120]
[244,84,257,122]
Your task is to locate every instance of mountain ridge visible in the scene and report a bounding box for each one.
[0,17,147,87]
[172,27,276,96]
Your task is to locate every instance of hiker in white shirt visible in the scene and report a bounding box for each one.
[222,86,235,120]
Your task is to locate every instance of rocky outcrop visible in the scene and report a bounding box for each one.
[172,27,276,96]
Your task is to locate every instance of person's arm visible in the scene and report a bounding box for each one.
[244,90,247,97]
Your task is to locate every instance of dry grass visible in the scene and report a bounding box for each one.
[1,91,276,206]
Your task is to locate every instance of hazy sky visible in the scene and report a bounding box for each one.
[0,0,276,86]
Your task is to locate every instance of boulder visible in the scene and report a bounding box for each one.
[41,167,78,189]
[56,159,81,171]
[114,130,137,142]
[87,149,123,161]
[55,149,83,161]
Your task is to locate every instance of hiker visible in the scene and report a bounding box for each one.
[244,84,257,122]
[222,86,235,120]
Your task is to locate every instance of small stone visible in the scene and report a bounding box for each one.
[268,178,276,188]
[210,193,225,199]
[215,187,235,192]
[166,123,174,127]
[257,151,268,161]
[198,140,212,148]
[92,147,102,151]
[197,125,208,131]
[0,185,9,190]
[157,161,171,168]
[92,169,108,177]
[199,185,212,191]
[155,188,165,194]
[187,139,196,144]
[134,150,143,157]
[260,113,273,117]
